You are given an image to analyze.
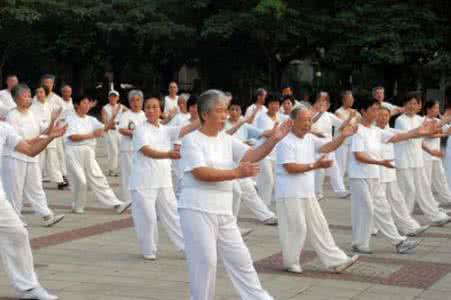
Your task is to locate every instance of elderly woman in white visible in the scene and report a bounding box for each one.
[179,90,292,300]
[118,90,146,204]
[2,84,64,227]
[275,105,359,274]
[129,97,199,260]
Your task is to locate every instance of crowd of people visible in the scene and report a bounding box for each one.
[0,74,451,300]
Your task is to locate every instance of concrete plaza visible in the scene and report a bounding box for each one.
[1,139,451,300]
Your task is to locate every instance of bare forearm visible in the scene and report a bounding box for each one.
[283,163,314,174]
[241,137,277,162]
[140,147,170,159]
[68,133,95,142]
[191,167,238,182]
[16,137,54,157]
[320,135,346,153]
[354,152,382,165]
[119,128,133,137]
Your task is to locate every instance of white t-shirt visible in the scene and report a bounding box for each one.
[47,93,65,113]
[224,119,263,142]
[60,98,74,122]
[179,130,249,215]
[255,112,287,160]
[349,124,394,179]
[0,89,16,118]
[64,114,104,147]
[103,103,125,131]
[170,112,190,127]
[379,127,401,183]
[422,117,441,161]
[4,109,40,162]
[0,122,23,167]
[30,100,57,149]
[394,114,425,169]
[129,122,180,190]
[245,104,268,126]
[312,111,343,139]
[118,110,146,152]
[275,132,326,199]
[335,107,360,145]
[164,96,179,113]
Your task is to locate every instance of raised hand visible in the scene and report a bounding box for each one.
[236,161,260,178]
[48,121,68,139]
[168,149,181,159]
[431,149,445,159]
[341,124,357,137]
[314,155,333,169]
[271,119,293,141]
[93,128,104,138]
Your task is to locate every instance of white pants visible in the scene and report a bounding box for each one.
[66,145,122,211]
[179,209,273,300]
[384,181,421,234]
[131,189,184,256]
[39,147,64,183]
[315,153,347,195]
[256,159,275,205]
[397,168,447,221]
[0,197,39,293]
[120,151,133,204]
[424,160,451,205]
[2,157,52,217]
[276,198,349,269]
[336,143,350,177]
[106,130,120,173]
[350,179,405,250]
[233,179,275,222]
[55,137,67,176]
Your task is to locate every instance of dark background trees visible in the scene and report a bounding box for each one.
[1,0,450,107]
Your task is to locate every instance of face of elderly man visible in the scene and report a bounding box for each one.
[293,108,313,134]
[202,100,228,132]
[62,86,72,100]
[6,76,18,90]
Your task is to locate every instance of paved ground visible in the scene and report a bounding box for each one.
[2,138,451,299]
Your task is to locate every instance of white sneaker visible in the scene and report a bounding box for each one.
[332,255,359,273]
[336,191,351,199]
[115,201,132,214]
[286,264,303,274]
[43,214,65,227]
[20,286,58,300]
[143,254,157,261]
[262,217,278,226]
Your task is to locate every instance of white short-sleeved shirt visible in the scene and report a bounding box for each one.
[0,89,16,118]
[379,126,401,183]
[255,112,287,160]
[312,111,343,139]
[334,107,360,145]
[129,122,181,190]
[170,112,190,127]
[4,109,40,162]
[0,122,23,166]
[245,104,268,126]
[31,100,57,149]
[47,93,65,113]
[164,96,179,113]
[349,124,394,179]
[394,114,425,169]
[422,117,441,161]
[224,119,263,142]
[60,99,74,122]
[103,103,125,131]
[64,114,104,147]
[179,130,249,215]
[118,110,146,152]
[275,132,326,199]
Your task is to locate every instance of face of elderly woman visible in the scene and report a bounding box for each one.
[203,101,228,131]
[293,109,313,133]
[129,95,143,112]
[16,89,32,109]
[144,98,162,125]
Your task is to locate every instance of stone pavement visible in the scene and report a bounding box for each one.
[1,138,451,300]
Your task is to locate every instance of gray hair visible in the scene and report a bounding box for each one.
[61,84,72,91]
[40,74,56,84]
[178,93,190,103]
[12,83,31,101]
[198,89,227,123]
[128,89,144,102]
[290,104,311,120]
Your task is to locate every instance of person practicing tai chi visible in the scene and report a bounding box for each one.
[129,97,199,260]
[349,98,445,255]
[64,95,130,214]
[2,84,64,227]
[179,90,292,300]
[376,107,430,236]
[275,105,359,274]
[394,93,450,224]
[0,105,66,300]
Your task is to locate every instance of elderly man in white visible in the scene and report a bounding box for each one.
[0,74,18,119]
[275,105,359,274]
[179,89,292,300]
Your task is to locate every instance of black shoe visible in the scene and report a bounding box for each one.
[57,182,69,190]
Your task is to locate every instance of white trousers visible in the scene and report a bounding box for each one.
[106,130,120,173]
[55,137,67,176]
[66,146,122,211]
[397,168,447,221]
[39,147,64,183]
[384,181,421,234]
[424,160,451,205]
[2,158,52,217]
[276,198,349,269]
[256,159,275,205]
[0,197,39,293]
[131,188,184,256]
[336,143,350,177]
[350,179,405,250]
[120,151,133,204]
[179,209,273,300]
[233,179,275,222]
[315,153,347,195]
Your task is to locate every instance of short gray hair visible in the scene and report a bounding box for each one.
[128,89,144,102]
[198,89,227,123]
[12,83,31,101]
[40,74,56,84]
[290,104,311,120]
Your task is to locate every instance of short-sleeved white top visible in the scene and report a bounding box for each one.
[379,126,401,183]
[0,122,23,168]
[64,114,104,147]
[179,130,249,215]
[164,96,179,113]
[394,114,425,169]
[118,110,146,152]
[129,122,181,190]
[275,132,326,199]
[0,89,16,118]
[245,104,268,126]
[255,112,288,160]
[422,117,441,162]
[312,111,343,139]
[224,119,263,142]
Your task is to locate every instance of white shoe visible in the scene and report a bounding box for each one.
[262,217,278,226]
[286,264,303,274]
[115,201,132,214]
[20,286,58,300]
[336,191,351,199]
[43,214,65,227]
[332,255,359,273]
[143,254,157,261]
[72,208,85,214]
